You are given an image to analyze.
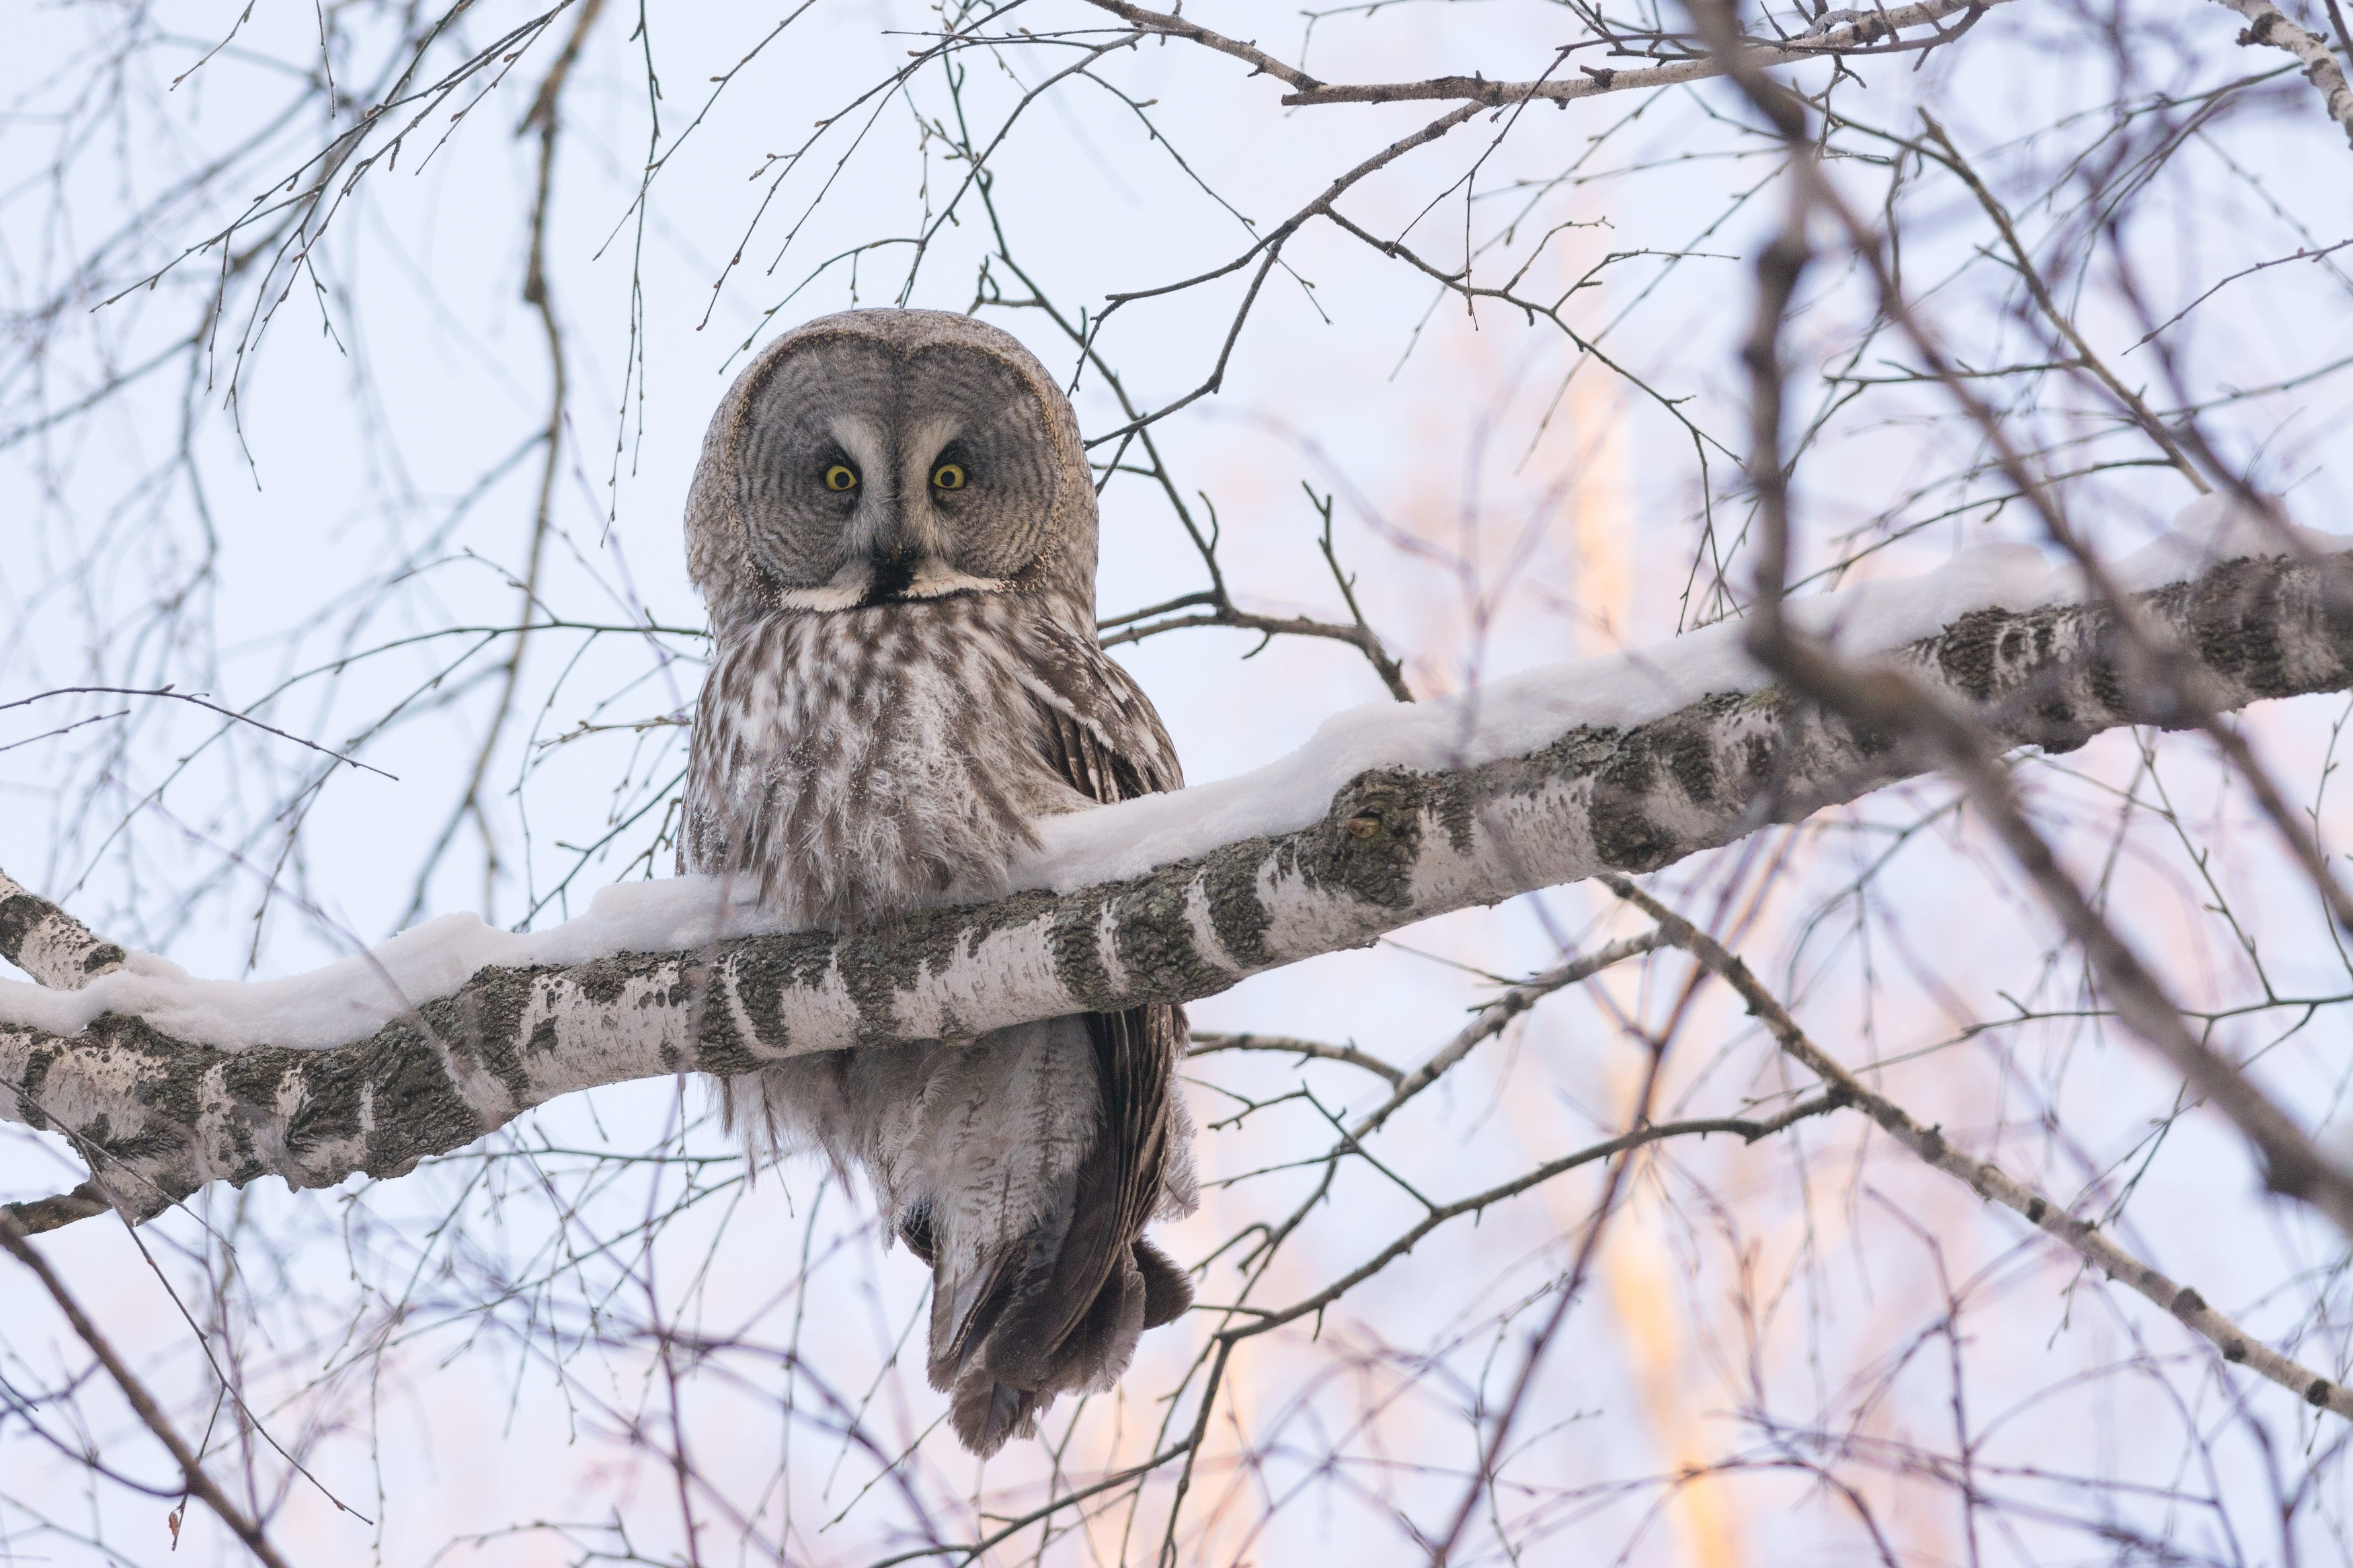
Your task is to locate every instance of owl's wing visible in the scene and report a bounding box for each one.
[937,619,1193,1440]
[1021,616,1184,798]
[1021,618,1189,1317]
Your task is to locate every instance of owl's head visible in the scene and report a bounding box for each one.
[684,308,1096,632]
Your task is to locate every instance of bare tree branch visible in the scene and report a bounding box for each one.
[1078,0,2017,109]
[1187,1032,1405,1085]
[2214,0,2353,147]
[10,9,2353,1551]
[0,869,125,990]
[1610,872,2353,1422]
[1700,0,2353,1241]
[0,1213,297,1568]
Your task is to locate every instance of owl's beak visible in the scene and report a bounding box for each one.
[834,519,1008,610]
[867,544,918,603]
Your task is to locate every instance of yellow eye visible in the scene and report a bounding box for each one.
[931,463,966,491]
[824,464,858,491]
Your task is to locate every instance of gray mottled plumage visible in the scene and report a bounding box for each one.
[678,308,1197,1455]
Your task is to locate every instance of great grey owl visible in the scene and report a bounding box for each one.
[678,307,1197,1456]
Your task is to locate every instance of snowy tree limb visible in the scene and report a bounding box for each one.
[5,544,2352,1233]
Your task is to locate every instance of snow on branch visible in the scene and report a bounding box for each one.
[5,511,2351,1233]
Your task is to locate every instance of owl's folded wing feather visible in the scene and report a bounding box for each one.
[1033,632,1194,1309]
[932,620,1196,1454]
[1021,616,1183,796]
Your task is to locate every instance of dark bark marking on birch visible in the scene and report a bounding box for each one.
[1536,723,1626,776]
[574,962,629,1005]
[1049,884,1120,1012]
[956,889,1058,961]
[461,968,538,1107]
[93,1016,208,1134]
[1665,709,1729,807]
[208,1053,282,1182]
[1934,606,2015,703]
[1201,842,1275,968]
[0,895,46,966]
[1111,866,1230,1003]
[80,1107,184,1167]
[694,958,756,1071]
[831,888,1067,1040]
[1433,772,1480,854]
[2083,645,2130,723]
[360,1028,483,1181]
[2184,557,2295,696]
[281,1040,370,1160]
[1590,728,1677,871]
[17,1042,58,1130]
[218,1045,286,1110]
[726,933,836,1053]
[136,1038,231,1169]
[838,928,913,1044]
[1298,771,1427,909]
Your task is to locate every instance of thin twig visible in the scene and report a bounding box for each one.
[1608,873,2353,1421]
[1187,1032,1406,1086]
[0,1213,300,1568]
[1354,932,1671,1139]
[1078,0,2015,109]
[1915,110,2211,491]
[0,686,397,781]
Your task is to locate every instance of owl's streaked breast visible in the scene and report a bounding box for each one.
[682,595,1091,923]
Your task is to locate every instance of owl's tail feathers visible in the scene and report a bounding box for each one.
[908,1001,1195,1457]
[916,1227,1194,1458]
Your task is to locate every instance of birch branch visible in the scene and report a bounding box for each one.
[1079,0,2016,109]
[5,544,2351,1232]
[1187,1033,1405,1087]
[0,1212,298,1567]
[2214,0,2353,149]
[1607,874,2353,1422]
[1349,932,1670,1139]
[0,868,125,989]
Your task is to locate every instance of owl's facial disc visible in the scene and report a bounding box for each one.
[736,333,1066,610]
[779,421,1009,610]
